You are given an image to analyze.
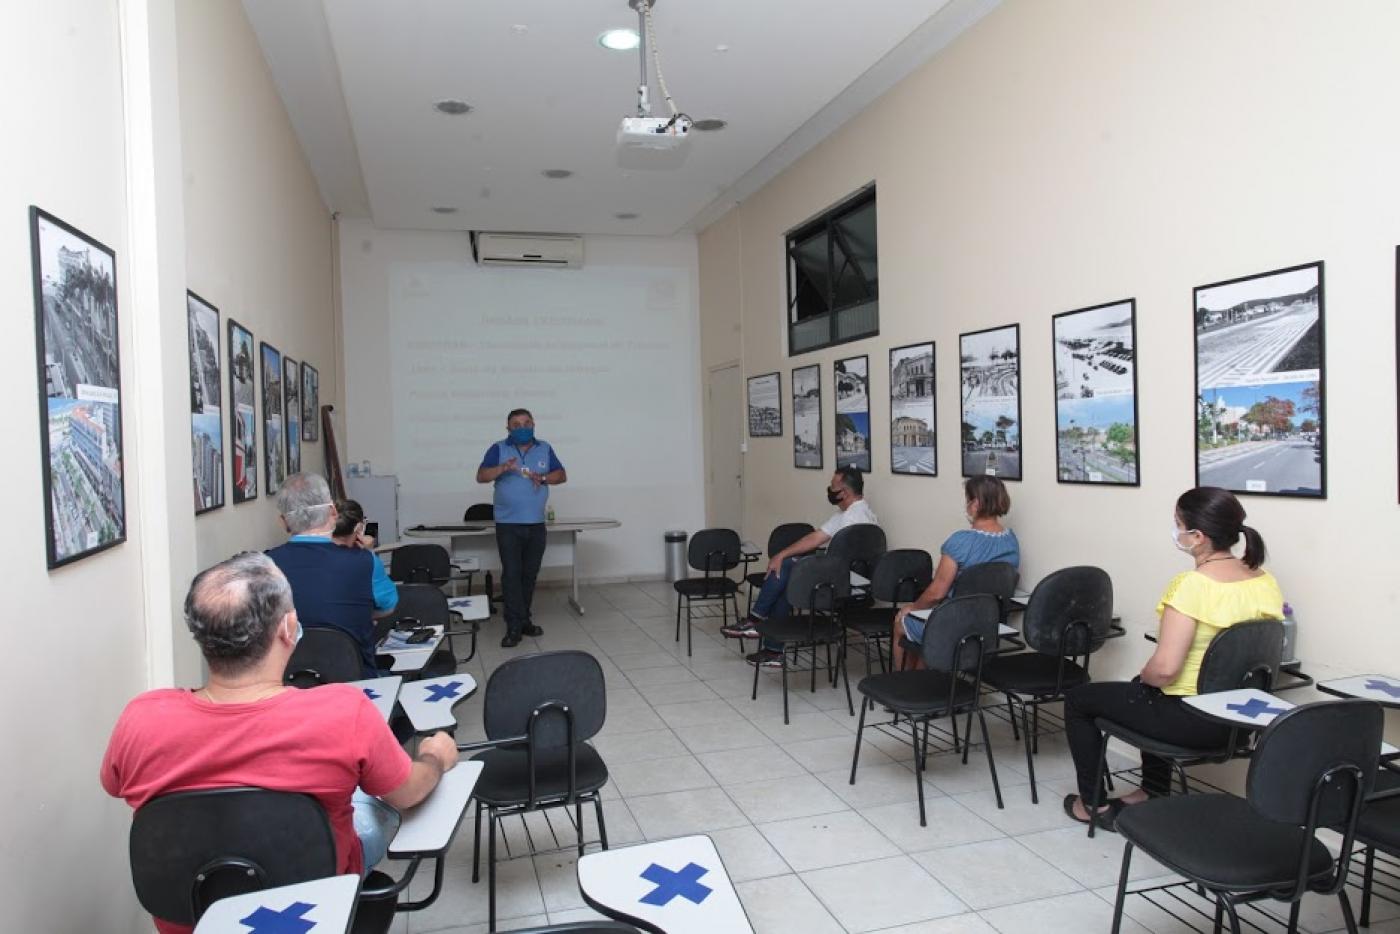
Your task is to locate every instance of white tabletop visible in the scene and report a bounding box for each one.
[578,834,753,934]
[388,760,484,856]
[378,626,445,674]
[1186,689,1400,755]
[399,673,478,733]
[740,541,762,557]
[851,571,871,588]
[192,875,359,933]
[446,595,490,622]
[405,518,621,536]
[350,676,402,721]
[904,606,1015,639]
[1318,674,1400,708]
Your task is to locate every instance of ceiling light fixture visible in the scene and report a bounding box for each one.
[598,28,640,51]
[691,119,727,132]
[542,169,575,179]
[431,206,459,214]
[614,212,639,220]
[433,99,472,116]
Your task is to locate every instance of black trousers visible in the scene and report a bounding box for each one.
[1064,679,1232,802]
[496,522,547,636]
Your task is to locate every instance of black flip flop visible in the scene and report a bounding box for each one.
[1062,793,1119,832]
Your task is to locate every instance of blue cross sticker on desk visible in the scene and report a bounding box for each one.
[639,862,712,907]
[424,680,464,703]
[1365,679,1400,699]
[363,688,381,700]
[239,901,317,934]
[1226,697,1288,719]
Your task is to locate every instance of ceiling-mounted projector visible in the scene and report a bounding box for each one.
[618,115,692,169]
[617,0,693,169]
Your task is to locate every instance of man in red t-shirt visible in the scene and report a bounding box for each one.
[101,552,459,934]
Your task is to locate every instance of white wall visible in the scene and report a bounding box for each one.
[340,221,705,578]
[698,0,1400,685]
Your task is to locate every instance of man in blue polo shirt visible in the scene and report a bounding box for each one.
[476,408,567,647]
[266,472,399,676]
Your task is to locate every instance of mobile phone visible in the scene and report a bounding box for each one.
[364,521,379,540]
[406,630,432,644]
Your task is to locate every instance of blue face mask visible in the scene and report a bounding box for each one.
[509,426,535,446]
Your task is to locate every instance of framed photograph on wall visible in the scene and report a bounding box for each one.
[1194,262,1324,498]
[834,354,871,472]
[187,291,224,514]
[1053,300,1140,485]
[792,364,822,469]
[29,207,126,567]
[260,342,285,495]
[959,324,1022,480]
[747,371,782,437]
[300,362,320,442]
[228,318,258,503]
[283,356,301,475]
[890,342,936,475]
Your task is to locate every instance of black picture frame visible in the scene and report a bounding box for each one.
[228,318,258,503]
[283,355,301,475]
[301,362,319,442]
[187,291,224,514]
[1194,261,1325,498]
[889,341,936,476]
[260,342,284,495]
[959,324,1022,480]
[1052,299,1140,486]
[792,364,823,469]
[747,371,782,437]
[834,354,872,472]
[30,206,126,568]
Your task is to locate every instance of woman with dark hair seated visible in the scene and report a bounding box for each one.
[891,475,1020,670]
[332,498,376,549]
[1061,486,1283,830]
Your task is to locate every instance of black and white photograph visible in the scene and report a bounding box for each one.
[792,364,822,469]
[187,291,224,514]
[30,207,126,567]
[960,324,1022,480]
[284,356,301,475]
[228,319,258,503]
[835,355,871,472]
[890,342,936,476]
[300,361,320,442]
[1054,299,1139,485]
[746,371,782,437]
[1195,262,1324,498]
[260,342,284,495]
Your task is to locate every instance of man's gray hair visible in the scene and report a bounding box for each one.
[277,472,334,534]
[184,552,295,675]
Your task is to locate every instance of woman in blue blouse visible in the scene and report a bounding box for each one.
[891,476,1021,670]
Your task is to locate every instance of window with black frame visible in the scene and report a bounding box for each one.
[787,187,878,355]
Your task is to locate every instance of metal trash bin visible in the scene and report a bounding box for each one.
[664,530,689,582]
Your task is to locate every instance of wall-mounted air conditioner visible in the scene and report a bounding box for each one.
[472,232,584,269]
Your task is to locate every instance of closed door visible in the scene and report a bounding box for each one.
[706,363,744,533]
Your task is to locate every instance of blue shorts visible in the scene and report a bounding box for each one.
[902,612,926,644]
[352,789,401,874]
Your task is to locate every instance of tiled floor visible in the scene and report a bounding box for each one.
[393,580,1393,934]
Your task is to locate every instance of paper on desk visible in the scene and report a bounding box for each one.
[380,629,427,651]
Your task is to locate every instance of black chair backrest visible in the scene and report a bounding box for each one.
[389,543,451,583]
[870,549,934,604]
[784,554,851,612]
[688,528,741,575]
[1197,619,1284,694]
[920,594,1000,673]
[130,788,336,926]
[464,503,495,522]
[955,561,1018,604]
[506,924,644,933]
[826,523,887,579]
[392,582,451,628]
[766,522,814,557]
[1247,700,1381,829]
[284,626,363,686]
[1022,566,1113,657]
[483,650,607,747]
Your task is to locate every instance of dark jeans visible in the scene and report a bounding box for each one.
[496,522,547,636]
[1064,679,1232,803]
[753,556,799,651]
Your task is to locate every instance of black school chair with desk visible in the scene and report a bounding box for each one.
[750,554,853,723]
[743,522,814,616]
[841,548,933,676]
[673,528,742,656]
[284,627,367,688]
[394,582,478,666]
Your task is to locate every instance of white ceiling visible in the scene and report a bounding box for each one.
[242,0,996,237]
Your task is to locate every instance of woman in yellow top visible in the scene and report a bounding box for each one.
[1061,486,1284,830]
